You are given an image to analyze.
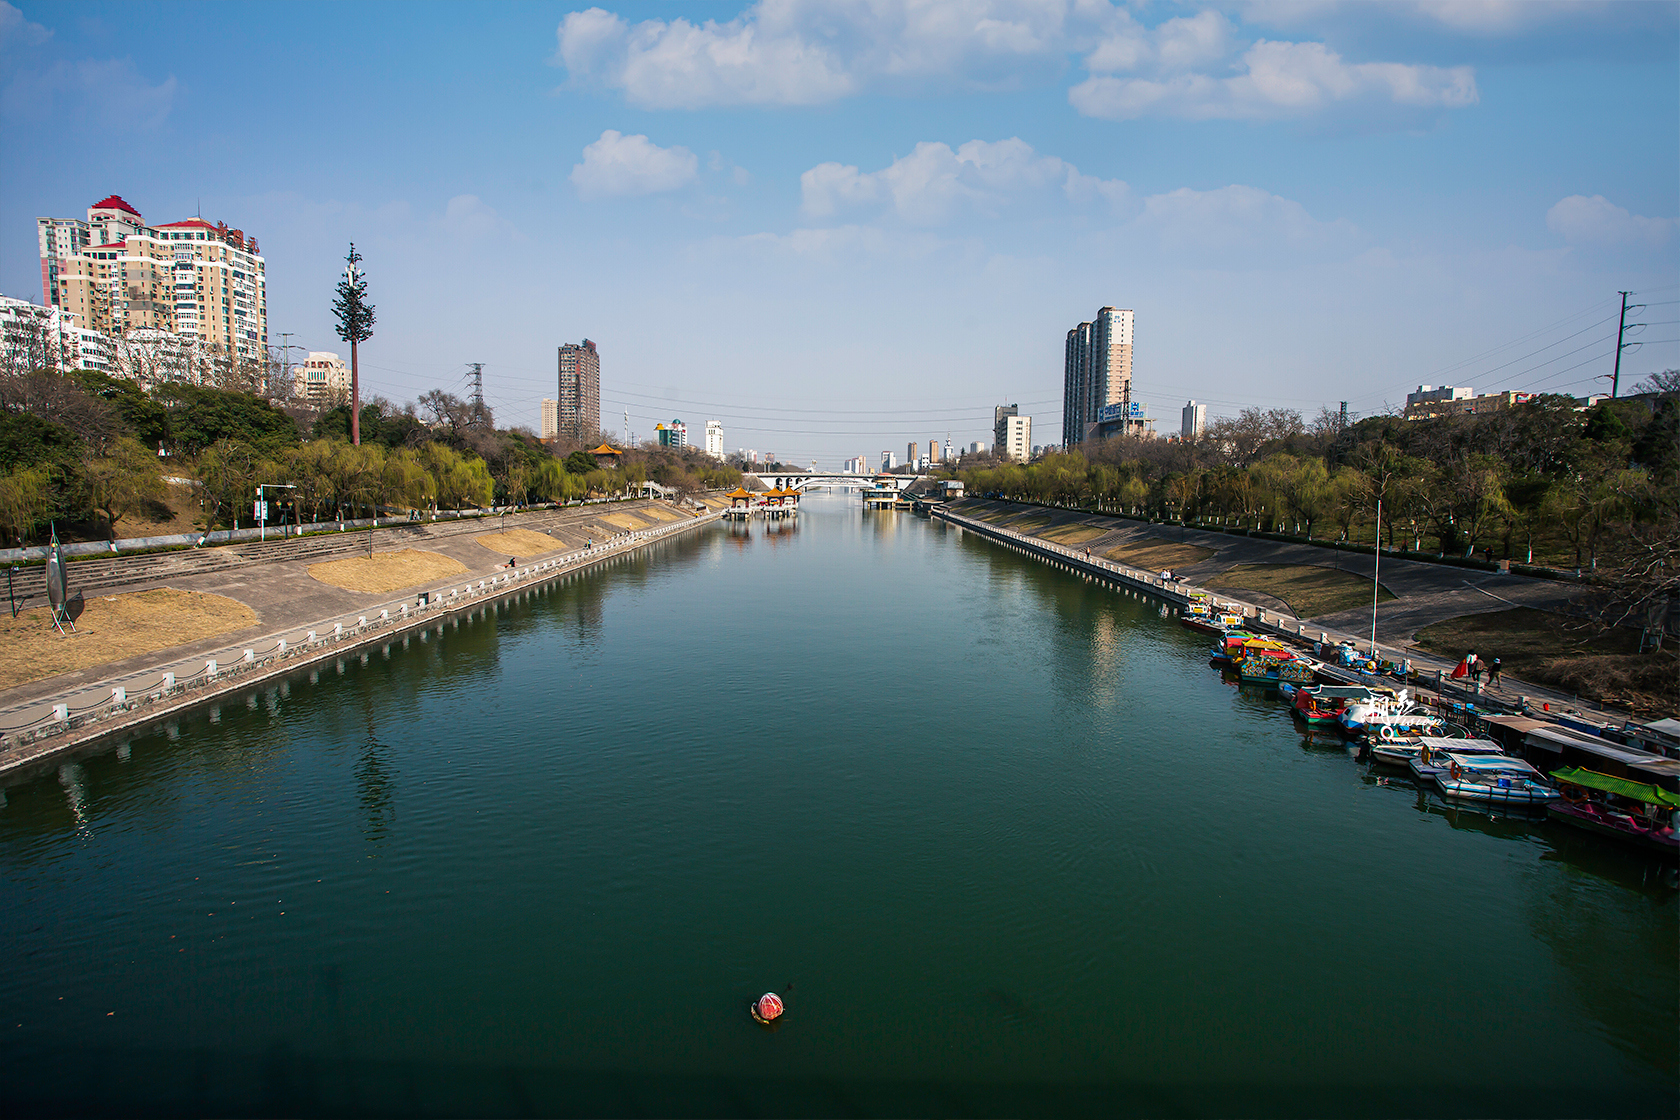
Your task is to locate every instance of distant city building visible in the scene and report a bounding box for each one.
[907,441,918,465]
[995,405,1032,461]
[705,419,724,457]
[944,438,954,461]
[1406,385,1474,410]
[541,399,559,440]
[927,436,942,464]
[656,419,687,448]
[294,351,350,402]
[843,456,867,474]
[556,340,600,441]
[38,195,268,364]
[969,441,986,455]
[1181,400,1207,439]
[882,450,898,470]
[1404,387,1538,420]
[1063,306,1134,445]
[995,406,1032,462]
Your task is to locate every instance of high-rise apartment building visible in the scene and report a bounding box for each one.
[705,419,724,458]
[556,340,600,442]
[928,436,942,464]
[38,195,268,364]
[1181,400,1206,439]
[881,450,898,470]
[541,399,559,440]
[1063,306,1133,445]
[907,441,917,465]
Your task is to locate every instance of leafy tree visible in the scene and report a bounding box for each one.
[87,436,166,539]
[0,467,52,546]
[564,450,597,475]
[160,384,298,456]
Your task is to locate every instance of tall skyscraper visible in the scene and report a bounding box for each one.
[907,441,918,465]
[1181,400,1206,439]
[705,419,724,457]
[556,340,600,442]
[1063,307,1133,445]
[928,435,942,463]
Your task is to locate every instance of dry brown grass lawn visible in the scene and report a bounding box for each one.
[309,549,468,593]
[1104,540,1217,571]
[599,512,650,530]
[1042,525,1110,545]
[1414,607,1675,715]
[0,588,257,688]
[1206,563,1393,620]
[639,505,686,522]
[474,530,565,557]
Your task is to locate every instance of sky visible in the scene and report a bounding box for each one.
[1,0,1676,466]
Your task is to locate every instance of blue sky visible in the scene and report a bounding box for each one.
[2,1,1675,464]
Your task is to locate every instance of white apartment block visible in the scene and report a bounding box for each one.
[0,295,105,373]
[999,414,1032,461]
[541,399,559,440]
[881,451,898,470]
[293,352,351,402]
[705,419,724,457]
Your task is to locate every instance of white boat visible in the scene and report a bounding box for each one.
[1372,735,1501,769]
[1339,689,1446,738]
[1423,751,1560,805]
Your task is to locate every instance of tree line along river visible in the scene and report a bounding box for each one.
[0,492,1673,1118]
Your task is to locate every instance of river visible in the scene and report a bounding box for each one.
[1,492,1674,1117]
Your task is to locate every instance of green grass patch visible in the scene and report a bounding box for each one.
[1206,563,1392,620]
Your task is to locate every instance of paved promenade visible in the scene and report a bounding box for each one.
[0,500,720,774]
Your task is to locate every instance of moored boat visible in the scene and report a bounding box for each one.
[1375,734,1498,770]
[1209,629,1260,665]
[1294,684,1384,726]
[1425,751,1560,805]
[1547,766,1680,857]
[1339,690,1446,739]
[1231,638,1318,686]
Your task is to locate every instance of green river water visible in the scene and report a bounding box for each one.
[1,493,1674,1117]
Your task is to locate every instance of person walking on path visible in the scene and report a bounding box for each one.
[1489,656,1502,688]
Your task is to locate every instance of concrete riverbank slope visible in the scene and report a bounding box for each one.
[0,500,720,780]
[938,500,1632,723]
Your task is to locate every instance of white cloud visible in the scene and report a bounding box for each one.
[554,0,1088,109]
[1,57,176,127]
[436,195,506,240]
[801,137,1128,224]
[0,1,50,49]
[1071,37,1476,121]
[570,129,699,200]
[1131,184,1361,259]
[1546,195,1675,246]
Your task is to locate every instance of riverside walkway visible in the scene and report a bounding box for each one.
[934,503,1630,726]
[0,500,722,778]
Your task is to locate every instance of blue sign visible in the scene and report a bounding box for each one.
[1097,402,1147,422]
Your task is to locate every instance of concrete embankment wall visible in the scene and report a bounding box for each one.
[0,510,722,783]
[935,506,1372,648]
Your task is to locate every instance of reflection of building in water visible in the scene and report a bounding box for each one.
[356,735,395,843]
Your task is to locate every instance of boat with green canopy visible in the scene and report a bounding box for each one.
[1547,766,1680,857]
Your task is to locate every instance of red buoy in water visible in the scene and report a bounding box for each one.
[752,992,784,1025]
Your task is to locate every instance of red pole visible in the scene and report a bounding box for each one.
[350,339,361,445]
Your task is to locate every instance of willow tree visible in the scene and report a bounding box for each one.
[331,244,376,446]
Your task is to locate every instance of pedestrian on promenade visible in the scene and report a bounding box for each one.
[1489,656,1502,687]
[1469,653,1482,685]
